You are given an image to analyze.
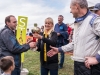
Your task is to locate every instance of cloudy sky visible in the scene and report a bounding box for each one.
[0,0,99,29]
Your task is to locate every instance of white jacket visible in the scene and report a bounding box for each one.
[60,13,100,62]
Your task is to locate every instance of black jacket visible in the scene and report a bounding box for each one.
[37,31,58,69]
[0,25,30,68]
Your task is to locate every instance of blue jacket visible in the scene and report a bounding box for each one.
[54,23,69,47]
[0,25,30,68]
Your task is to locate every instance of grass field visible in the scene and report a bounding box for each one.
[23,50,74,75]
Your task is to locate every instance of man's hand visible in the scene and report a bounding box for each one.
[33,34,42,39]
[47,46,59,57]
[85,57,99,69]
[27,39,33,44]
[29,42,36,48]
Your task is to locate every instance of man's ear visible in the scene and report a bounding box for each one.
[9,65,13,71]
[6,21,10,26]
[8,66,12,71]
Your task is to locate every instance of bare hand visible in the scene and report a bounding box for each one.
[33,34,42,39]
[27,39,33,43]
[85,57,99,69]
[47,46,59,57]
[29,42,36,48]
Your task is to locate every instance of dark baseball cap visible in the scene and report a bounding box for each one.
[91,3,100,11]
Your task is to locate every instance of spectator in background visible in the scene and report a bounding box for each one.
[69,28,74,43]
[66,24,72,43]
[0,56,15,75]
[91,3,100,16]
[26,28,30,36]
[41,25,44,32]
[54,15,69,69]
[67,23,72,35]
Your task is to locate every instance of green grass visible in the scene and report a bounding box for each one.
[23,50,74,75]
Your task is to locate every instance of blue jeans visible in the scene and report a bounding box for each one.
[59,52,64,67]
[11,68,21,75]
[41,66,58,75]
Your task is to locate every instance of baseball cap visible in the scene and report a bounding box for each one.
[91,3,100,11]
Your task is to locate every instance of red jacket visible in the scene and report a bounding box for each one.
[67,26,72,35]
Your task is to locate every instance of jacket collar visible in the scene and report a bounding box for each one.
[5,25,15,34]
[75,10,91,23]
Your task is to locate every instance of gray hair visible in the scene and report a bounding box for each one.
[71,0,88,8]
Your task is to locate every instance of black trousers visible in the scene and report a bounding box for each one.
[74,61,100,75]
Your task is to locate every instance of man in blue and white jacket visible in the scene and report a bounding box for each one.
[47,0,100,75]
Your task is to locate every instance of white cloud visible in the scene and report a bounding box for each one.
[87,0,100,7]
[0,0,99,30]
[0,0,75,30]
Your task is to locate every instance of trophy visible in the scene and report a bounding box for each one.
[32,23,40,34]
[31,23,40,51]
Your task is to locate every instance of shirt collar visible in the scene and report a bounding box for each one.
[57,22,64,25]
[75,10,91,23]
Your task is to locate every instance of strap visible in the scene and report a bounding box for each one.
[89,14,98,27]
[89,14,99,40]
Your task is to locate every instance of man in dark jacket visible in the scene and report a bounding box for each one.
[54,15,69,69]
[0,15,36,75]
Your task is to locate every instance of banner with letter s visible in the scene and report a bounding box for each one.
[16,16,28,63]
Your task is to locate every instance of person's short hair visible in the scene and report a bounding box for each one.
[5,15,15,25]
[41,26,44,29]
[0,56,14,71]
[58,15,64,18]
[29,32,33,37]
[71,0,88,8]
[27,28,29,30]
